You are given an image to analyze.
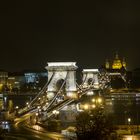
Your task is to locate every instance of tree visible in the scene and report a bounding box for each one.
[76,107,113,140]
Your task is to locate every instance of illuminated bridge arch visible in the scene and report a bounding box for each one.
[46,62,78,99]
[82,69,99,89]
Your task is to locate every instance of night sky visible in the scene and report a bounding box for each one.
[0,1,140,71]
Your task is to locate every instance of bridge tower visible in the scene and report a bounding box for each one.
[82,69,99,89]
[82,69,99,95]
[46,62,78,99]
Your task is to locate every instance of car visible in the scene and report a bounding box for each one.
[0,120,11,133]
[1,121,9,125]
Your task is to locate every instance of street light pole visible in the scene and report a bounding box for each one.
[128,117,131,134]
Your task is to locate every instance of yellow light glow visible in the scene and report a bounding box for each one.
[0,84,3,91]
[128,118,131,123]
[92,104,96,108]
[52,110,59,115]
[84,104,89,110]
[123,136,133,140]
[97,98,102,104]
[92,98,95,102]
[15,106,19,109]
[112,54,123,69]
[52,110,57,114]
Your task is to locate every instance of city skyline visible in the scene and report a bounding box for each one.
[1,1,140,140]
[0,53,128,72]
[0,1,140,71]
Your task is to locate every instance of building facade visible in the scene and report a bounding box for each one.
[105,53,127,70]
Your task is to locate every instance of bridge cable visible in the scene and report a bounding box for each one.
[81,73,88,86]
[29,72,55,106]
[43,71,69,111]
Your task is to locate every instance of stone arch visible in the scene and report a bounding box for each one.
[87,78,95,85]
[46,62,78,99]
[82,69,99,89]
[56,79,65,90]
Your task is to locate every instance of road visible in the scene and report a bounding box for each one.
[0,121,67,140]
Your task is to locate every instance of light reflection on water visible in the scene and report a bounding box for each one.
[105,94,140,125]
[122,135,140,140]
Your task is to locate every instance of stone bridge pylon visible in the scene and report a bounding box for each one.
[45,62,78,99]
[82,69,99,89]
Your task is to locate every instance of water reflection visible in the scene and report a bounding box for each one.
[105,93,140,125]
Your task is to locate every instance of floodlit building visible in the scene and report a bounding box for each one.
[7,72,25,91]
[105,53,127,70]
[24,71,47,83]
[0,70,8,91]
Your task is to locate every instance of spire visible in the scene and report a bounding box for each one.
[105,59,110,69]
[122,57,126,69]
[115,52,119,59]
[112,52,122,69]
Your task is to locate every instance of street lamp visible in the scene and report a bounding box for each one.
[52,110,59,115]
[128,118,131,125]
[91,97,103,105]
[52,110,59,119]
[84,104,89,110]
[128,117,132,134]
[91,104,96,109]
[92,98,96,103]
[15,106,19,116]
[97,98,102,104]
[37,106,40,109]
[15,106,19,109]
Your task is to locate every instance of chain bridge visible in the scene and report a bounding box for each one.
[14,62,123,124]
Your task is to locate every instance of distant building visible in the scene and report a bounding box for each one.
[0,71,8,84]
[7,72,25,91]
[24,71,47,83]
[0,70,8,91]
[104,53,128,89]
[24,72,38,83]
[105,53,127,70]
[23,70,48,91]
[3,70,48,93]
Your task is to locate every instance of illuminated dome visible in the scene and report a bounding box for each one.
[105,53,127,70]
[112,53,122,69]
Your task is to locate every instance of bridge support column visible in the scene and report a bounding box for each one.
[82,69,99,88]
[46,62,78,99]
